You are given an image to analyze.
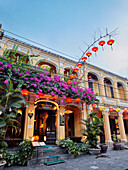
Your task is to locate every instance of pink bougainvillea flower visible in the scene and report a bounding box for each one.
[7,63,11,68]
[0,61,3,65]
[4,80,9,84]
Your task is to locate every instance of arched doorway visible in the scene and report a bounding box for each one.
[65,105,82,143]
[34,100,58,144]
[109,111,119,141]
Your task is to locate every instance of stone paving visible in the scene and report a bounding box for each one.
[4,149,128,170]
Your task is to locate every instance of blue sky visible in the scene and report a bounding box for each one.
[0,0,128,78]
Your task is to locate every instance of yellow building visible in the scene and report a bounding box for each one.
[0,35,128,146]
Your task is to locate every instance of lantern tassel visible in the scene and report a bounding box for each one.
[102,46,104,51]
[95,52,97,57]
[111,45,113,51]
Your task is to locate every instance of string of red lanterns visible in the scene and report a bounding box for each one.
[72,30,115,80]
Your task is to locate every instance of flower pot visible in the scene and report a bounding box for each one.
[100,144,108,153]
[0,161,6,170]
[113,143,121,150]
[88,148,101,155]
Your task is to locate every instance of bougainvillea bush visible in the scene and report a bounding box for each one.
[0,47,99,105]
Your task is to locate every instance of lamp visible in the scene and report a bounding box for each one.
[99,106,105,111]
[109,106,113,112]
[77,63,83,68]
[92,104,97,109]
[124,108,127,113]
[86,52,92,57]
[22,89,29,95]
[115,108,121,113]
[28,111,33,119]
[44,136,46,141]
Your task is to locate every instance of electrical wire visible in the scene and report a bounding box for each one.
[3,29,78,60]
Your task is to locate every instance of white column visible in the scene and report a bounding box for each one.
[56,109,60,140]
[118,111,127,143]
[102,108,113,146]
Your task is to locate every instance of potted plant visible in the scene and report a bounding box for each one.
[81,111,103,155]
[0,154,6,170]
[100,143,108,153]
[113,134,121,150]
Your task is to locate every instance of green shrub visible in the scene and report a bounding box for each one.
[59,138,88,157]
[5,139,34,167]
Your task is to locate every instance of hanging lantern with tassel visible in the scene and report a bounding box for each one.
[99,40,105,50]
[107,39,115,50]
[77,63,83,68]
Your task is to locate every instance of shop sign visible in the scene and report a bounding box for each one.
[110,111,118,117]
[60,115,65,126]
[37,102,55,110]
[28,125,32,128]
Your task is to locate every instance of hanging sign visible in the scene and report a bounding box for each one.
[60,115,65,126]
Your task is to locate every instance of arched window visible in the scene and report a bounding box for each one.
[38,61,57,76]
[117,82,126,101]
[6,50,29,64]
[64,67,77,81]
[104,78,114,98]
[88,72,99,94]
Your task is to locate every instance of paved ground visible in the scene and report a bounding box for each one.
[4,149,128,170]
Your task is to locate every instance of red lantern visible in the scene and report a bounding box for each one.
[99,40,105,46]
[51,95,58,100]
[33,135,39,141]
[92,104,97,109]
[104,81,106,83]
[73,68,79,72]
[70,74,76,79]
[92,47,98,52]
[107,39,115,50]
[77,63,83,68]
[88,76,91,79]
[67,80,72,85]
[109,106,113,112]
[38,92,44,98]
[65,97,72,103]
[22,89,29,95]
[99,40,105,50]
[75,97,81,103]
[124,108,127,113]
[86,52,92,57]
[107,39,114,45]
[82,57,87,61]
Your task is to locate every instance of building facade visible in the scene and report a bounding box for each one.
[0,35,128,145]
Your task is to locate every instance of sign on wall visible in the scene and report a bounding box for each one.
[60,115,65,126]
[28,125,32,128]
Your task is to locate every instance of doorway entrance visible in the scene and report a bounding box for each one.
[34,101,57,144]
[65,111,74,137]
[109,115,120,141]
